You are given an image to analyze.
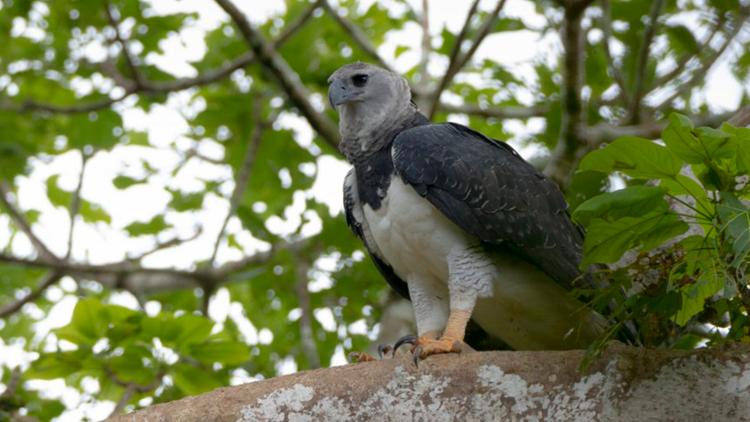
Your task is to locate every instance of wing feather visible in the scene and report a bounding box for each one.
[391,123,583,289]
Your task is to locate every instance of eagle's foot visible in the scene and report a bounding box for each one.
[393,334,462,366]
[347,344,393,363]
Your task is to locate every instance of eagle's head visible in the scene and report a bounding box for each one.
[328,62,413,153]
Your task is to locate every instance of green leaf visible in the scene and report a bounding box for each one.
[46,175,72,208]
[171,364,223,395]
[675,268,724,325]
[717,194,750,267]
[124,215,169,236]
[394,45,409,58]
[658,175,713,219]
[189,340,250,365]
[168,189,204,212]
[582,211,688,266]
[665,24,699,55]
[26,352,84,379]
[578,136,682,179]
[113,175,146,189]
[574,186,667,226]
[55,298,107,345]
[661,113,733,164]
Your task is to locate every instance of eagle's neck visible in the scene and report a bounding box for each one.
[347,109,429,210]
[339,105,426,163]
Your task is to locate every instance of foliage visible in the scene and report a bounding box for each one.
[0,0,748,419]
[575,114,750,354]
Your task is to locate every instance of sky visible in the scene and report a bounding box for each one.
[0,0,748,420]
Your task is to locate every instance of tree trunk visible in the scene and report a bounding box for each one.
[112,345,750,421]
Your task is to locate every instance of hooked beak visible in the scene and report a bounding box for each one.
[328,78,356,108]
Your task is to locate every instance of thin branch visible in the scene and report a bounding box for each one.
[419,0,431,92]
[209,98,265,266]
[599,0,630,106]
[728,105,750,128]
[0,272,63,318]
[0,182,58,262]
[425,0,480,118]
[0,1,318,115]
[543,0,595,187]
[126,227,203,263]
[109,384,136,418]
[105,2,145,87]
[648,15,724,93]
[582,109,735,146]
[292,248,320,369]
[214,0,340,150]
[437,102,548,119]
[66,152,88,260]
[655,10,749,111]
[321,1,393,72]
[451,0,508,76]
[629,0,664,123]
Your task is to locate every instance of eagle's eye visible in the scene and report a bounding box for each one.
[352,74,368,87]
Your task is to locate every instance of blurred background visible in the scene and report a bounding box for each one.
[0,0,748,419]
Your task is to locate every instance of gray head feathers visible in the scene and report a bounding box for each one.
[328,62,417,161]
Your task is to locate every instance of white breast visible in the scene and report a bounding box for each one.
[362,175,472,282]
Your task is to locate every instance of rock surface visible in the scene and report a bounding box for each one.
[112,345,750,421]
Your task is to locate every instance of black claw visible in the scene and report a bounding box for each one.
[377,344,393,359]
[413,345,422,367]
[393,334,418,353]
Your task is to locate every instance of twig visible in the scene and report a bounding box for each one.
[599,0,630,106]
[629,0,664,123]
[438,102,548,119]
[106,368,165,417]
[109,384,136,417]
[66,152,88,260]
[0,2,317,115]
[655,10,748,111]
[648,15,723,93]
[581,109,735,146]
[105,2,145,87]
[214,0,339,150]
[126,227,203,263]
[321,1,393,72]
[425,0,480,118]
[0,272,63,318]
[419,0,430,90]
[0,182,58,262]
[209,97,265,266]
[292,248,320,368]
[451,0,508,77]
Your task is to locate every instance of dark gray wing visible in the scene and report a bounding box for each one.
[391,123,583,289]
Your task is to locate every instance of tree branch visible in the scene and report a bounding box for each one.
[0,1,318,115]
[629,0,664,123]
[419,0,431,89]
[543,0,595,187]
[66,152,88,260]
[599,0,630,106]
[209,98,265,266]
[581,110,736,146]
[425,0,481,118]
[292,249,320,369]
[321,1,393,72]
[654,10,748,111]
[105,2,145,88]
[648,15,724,93]
[0,182,58,262]
[437,102,548,119]
[214,0,340,150]
[0,272,63,318]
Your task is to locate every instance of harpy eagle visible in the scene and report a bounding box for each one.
[328,62,606,361]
